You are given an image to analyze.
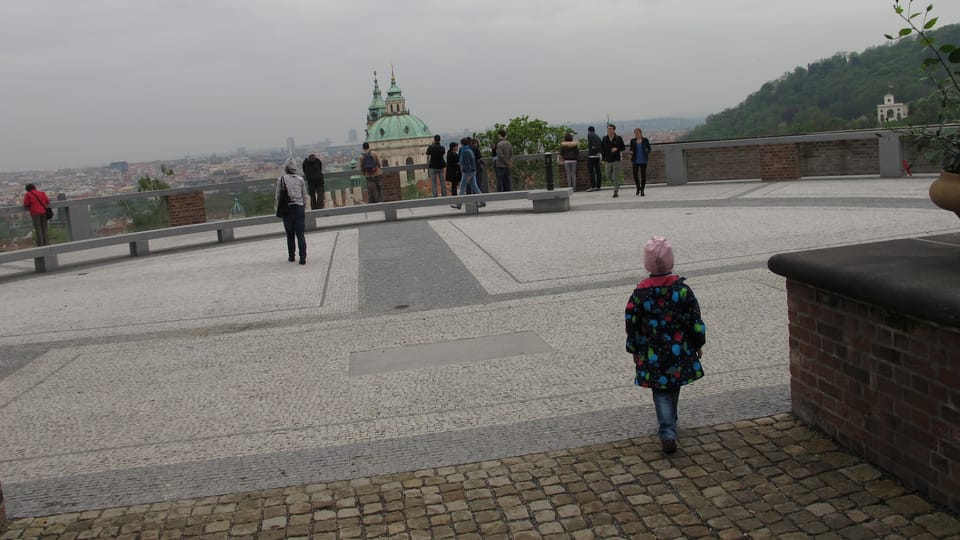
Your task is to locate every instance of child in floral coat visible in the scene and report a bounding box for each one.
[625,236,706,454]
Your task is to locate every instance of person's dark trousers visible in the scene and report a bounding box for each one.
[449,179,459,197]
[632,163,648,195]
[282,204,307,260]
[308,181,324,209]
[477,163,489,193]
[588,157,602,189]
[32,215,49,246]
[495,167,512,192]
[366,176,382,203]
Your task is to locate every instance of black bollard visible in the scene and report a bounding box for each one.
[544,152,554,191]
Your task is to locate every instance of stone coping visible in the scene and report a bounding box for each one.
[768,232,960,328]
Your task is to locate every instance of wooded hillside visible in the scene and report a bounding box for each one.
[682,24,960,141]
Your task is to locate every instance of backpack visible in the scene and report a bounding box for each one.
[362,152,378,173]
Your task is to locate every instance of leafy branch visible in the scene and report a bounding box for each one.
[885,1,960,172]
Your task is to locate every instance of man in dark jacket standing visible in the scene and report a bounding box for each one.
[301,153,325,209]
[587,126,603,191]
[425,135,447,197]
[601,124,625,198]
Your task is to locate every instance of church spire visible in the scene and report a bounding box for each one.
[366,70,386,129]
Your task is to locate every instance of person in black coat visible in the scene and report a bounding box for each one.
[629,128,653,196]
[301,153,325,209]
[446,142,460,196]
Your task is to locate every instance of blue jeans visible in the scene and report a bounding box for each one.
[460,171,482,196]
[282,204,306,259]
[495,167,512,192]
[429,168,446,197]
[455,171,483,208]
[652,388,680,441]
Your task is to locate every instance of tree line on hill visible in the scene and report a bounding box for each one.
[682,24,960,141]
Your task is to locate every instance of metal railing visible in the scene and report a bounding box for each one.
[0,129,925,252]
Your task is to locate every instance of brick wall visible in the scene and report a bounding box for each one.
[786,279,960,512]
[0,480,5,526]
[760,143,800,180]
[686,146,762,181]
[377,171,402,203]
[800,140,879,176]
[165,192,206,227]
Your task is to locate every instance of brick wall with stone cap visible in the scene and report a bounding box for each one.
[769,235,960,514]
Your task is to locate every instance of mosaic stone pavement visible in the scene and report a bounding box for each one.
[1,176,958,537]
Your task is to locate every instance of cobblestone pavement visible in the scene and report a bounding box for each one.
[3,414,959,539]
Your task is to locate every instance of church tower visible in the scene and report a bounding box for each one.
[384,67,409,116]
[366,72,386,130]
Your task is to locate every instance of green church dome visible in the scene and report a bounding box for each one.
[367,114,431,142]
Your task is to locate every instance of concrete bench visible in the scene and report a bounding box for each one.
[0,189,572,273]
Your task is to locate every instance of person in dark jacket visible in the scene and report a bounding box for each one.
[451,137,484,209]
[446,142,461,197]
[629,128,653,197]
[625,236,706,454]
[425,135,447,197]
[23,183,51,246]
[301,153,325,209]
[471,138,489,193]
[586,126,603,191]
[276,159,309,264]
[601,124,626,198]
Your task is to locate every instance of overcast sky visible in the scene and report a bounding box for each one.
[3,0,960,172]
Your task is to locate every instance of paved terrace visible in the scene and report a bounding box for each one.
[1,176,959,538]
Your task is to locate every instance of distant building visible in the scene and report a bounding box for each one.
[286,137,296,158]
[108,161,128,172]
[363,69,432,185]
[877,93,909,124]
[348,129,358,143]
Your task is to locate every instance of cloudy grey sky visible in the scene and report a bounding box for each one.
[3,0,959,171]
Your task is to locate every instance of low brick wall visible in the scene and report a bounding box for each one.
[165,192,206,226]
[760,143,800,180]
[785,279,960,512]
[686,146,762,181]
[800,139,879,176]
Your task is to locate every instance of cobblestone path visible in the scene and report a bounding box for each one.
[3,414,959,539]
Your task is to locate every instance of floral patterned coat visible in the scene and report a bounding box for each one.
[625,274,706,390]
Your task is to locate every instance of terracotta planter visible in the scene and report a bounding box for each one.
[928,170,960,218]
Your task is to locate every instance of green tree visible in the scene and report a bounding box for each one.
[473,116,575,190]
[475,115,575,155]
[121,164,174,231]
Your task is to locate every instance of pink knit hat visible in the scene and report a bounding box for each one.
[644,236,675,274]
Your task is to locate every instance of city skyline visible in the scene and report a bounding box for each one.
[3,0,960,172]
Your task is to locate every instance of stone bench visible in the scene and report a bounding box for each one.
[0,189,572,274]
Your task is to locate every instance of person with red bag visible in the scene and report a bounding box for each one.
[23,183,51,246]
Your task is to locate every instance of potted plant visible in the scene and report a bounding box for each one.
[886,1,960,215]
